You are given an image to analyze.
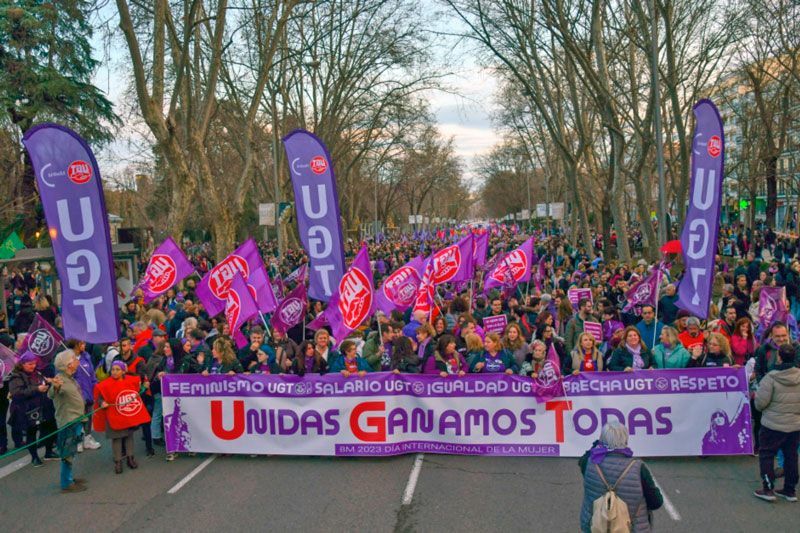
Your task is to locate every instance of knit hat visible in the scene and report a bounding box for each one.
[676,309,691,320]
[18,351,37,364]
[111,360,127,373]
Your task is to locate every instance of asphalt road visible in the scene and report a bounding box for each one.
[0,437,796,532]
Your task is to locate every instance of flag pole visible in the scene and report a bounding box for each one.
[651,260,664,349]
[258,311,272,340]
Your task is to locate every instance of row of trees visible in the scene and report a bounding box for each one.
[0,0,471,259]
[455,0,800,260]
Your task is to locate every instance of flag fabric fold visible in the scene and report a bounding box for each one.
[135,237,196,303]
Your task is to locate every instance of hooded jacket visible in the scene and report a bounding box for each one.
[755,365,800,433]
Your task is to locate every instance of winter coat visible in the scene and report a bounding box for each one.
[651,344,691,369]
[328,354,373,373]
[469,349,519,373]
[608,345,654,371]
[8,368,55,431]
[755,365,800,433]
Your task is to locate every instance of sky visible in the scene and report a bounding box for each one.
[90,4,502,184]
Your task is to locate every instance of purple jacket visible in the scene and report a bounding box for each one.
[74,351,97,403]
[422,351,468,375]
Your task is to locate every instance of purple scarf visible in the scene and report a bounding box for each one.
[590,444,634,464]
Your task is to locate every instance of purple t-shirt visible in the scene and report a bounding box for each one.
[483,353,506,373]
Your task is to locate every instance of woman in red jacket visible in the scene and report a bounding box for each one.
[94,361,151,474]
[730,317,758,366]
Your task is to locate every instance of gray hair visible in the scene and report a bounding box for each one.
[686,316,701,327]
[722,284,734,294]
[599,421,629,449]
[54,349,77,373]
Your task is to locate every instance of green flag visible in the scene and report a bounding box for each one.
[0,231,25,259]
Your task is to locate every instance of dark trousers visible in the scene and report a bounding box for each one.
[25,419,56,459]
[751,399,762,449]
[0,383,8,449]
[759,427,800,493]
[140,395,154,452]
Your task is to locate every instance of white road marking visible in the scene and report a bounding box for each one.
[167,454,217,494]
[401,453,425,506]
[0,456,30,480]
[652,476,681,521]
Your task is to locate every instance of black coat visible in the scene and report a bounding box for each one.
[8,369,54,431]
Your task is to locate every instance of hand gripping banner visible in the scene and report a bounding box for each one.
[22,123,119,342]
[282,129,346,302]
[677,99,724,319]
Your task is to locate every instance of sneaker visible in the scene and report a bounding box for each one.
[72,478,87,485]
[776,489,798,502]
[83,435,101,450]
[61,483,87,494]
[43,451,59,461]
[77,442,84,453]
[31,456,44,468]
[754,489,777,502]
[146,448,156,458]
[165,453,176,462]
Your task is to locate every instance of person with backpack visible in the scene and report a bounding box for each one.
[579,421,663,532]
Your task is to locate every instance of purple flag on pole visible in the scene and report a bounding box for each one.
[432,234,474,286]
[271,282,309,334]
[21,314,65,369]
[412,256,436,319]
[375,256,424,315]
[0,343,17,381]
[282,130,346,302]
[306,312,329,331]
[484,237,534,293]
[248,261,279,315]
[758,286,789,332]
[321,246,374,343]
[529,344,567,403]
[623,263,664,312]
[473,232,489,267]
[22,123,119,342]
[135,237,195,303]
[225,272,259,349]
[286,264,308,285]
[197,238,274,317]
[676,99,724,319]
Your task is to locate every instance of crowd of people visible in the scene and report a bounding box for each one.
[1,222,799,505]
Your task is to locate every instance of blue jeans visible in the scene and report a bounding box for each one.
[151,393,163,439]
[58,425,82,489]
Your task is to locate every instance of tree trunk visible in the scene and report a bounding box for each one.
[212,209,237,262]
[765,156,778,228]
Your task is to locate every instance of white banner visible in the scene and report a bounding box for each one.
[162,369,752,457]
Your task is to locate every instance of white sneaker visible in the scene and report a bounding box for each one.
[77,442,84,453]
[83,435,102,450]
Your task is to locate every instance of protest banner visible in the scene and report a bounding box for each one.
[583,321,603,342]
[567,288,593,309]
[162,368,752,457]
[482,315,508,335]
